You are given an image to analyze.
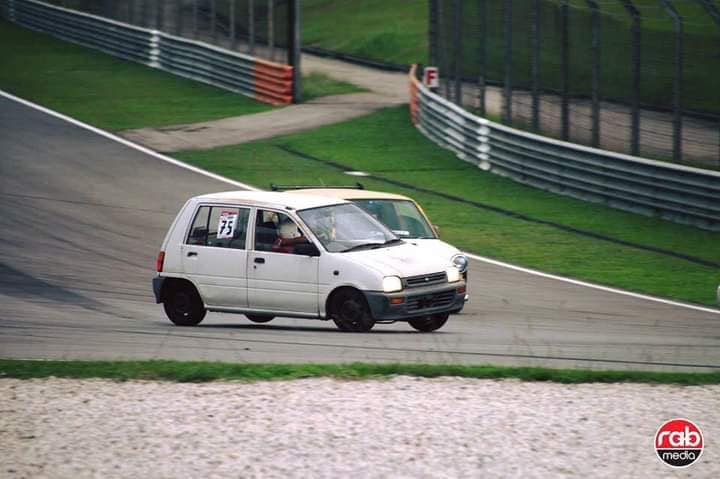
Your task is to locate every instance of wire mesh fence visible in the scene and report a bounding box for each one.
[430,0,720,168]
[44,1,293,63]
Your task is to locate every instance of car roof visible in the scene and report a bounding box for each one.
[290,188,414,202]
[194,190,348,210]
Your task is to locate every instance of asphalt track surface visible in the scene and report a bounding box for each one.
[1,96,719,372]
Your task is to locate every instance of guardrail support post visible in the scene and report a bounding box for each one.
[502,0,512,123]
[621,0,641,156]
[587,0,600,147]
[287,0,301,103]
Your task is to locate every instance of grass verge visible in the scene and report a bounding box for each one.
[1,359,718,384]
[301,71,366,101]
[176,106,720,306]
[0,20,361,130]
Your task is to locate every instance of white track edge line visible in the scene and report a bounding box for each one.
[464,253,720,315]
[0,90,259,192]
[3,89,718,315]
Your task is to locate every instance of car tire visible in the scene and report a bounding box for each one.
[246,314,275,323]
[408,313,449,332]
[331,289,375,332]
[163,283,206,326]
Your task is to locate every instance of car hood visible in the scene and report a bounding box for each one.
[343,241,456,277]
[402,238,461,259]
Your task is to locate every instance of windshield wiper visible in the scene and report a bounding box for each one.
[341,242,384,253]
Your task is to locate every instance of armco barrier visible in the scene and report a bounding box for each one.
[1,0,293,105]
[409,65,720,231]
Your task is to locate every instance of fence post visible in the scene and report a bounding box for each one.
[696,0,720,166]
[587,0,600,147]
[249,0,255,54]
[477,0,486,116]
[531,0,540,130]
[287,0,301,102]
[192,0,198,38]
[429,0,439,66]
[502,0,512,123]
[176,0,184,36]
[211,0,217,42]
[621,0,641,156]
[156,0,165,31]
[560,0,569,141]
[268,0,275,61]
[230,0,237,49]
[453,0,463,105]
[658,0,683,163]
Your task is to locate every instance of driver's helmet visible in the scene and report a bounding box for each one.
[279,218,301,239]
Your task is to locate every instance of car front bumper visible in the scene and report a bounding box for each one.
[364,281,467,321]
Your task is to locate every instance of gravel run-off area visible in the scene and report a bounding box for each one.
[1,377,718,479]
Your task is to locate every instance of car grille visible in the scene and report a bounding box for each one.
[406,290,456,311]
[404,271,447,288]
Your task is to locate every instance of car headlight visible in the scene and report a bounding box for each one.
[382,276,403,293]
[452,254,469,273]
[446,267,461,283]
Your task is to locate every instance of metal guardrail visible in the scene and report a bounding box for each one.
[409,65,720,231]
[1,0,293,105]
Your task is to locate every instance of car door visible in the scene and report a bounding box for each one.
[247,209,319,315]
[181,204,250,308]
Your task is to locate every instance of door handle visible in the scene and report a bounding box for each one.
[254,257,265,264]
[187,251,198,257]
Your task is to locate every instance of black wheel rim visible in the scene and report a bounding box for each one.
[173,292,191,318]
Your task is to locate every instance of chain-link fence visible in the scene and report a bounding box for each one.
[430,0,720,168]
[45,1,295,64]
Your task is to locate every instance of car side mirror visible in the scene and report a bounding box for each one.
[294,240,320,257]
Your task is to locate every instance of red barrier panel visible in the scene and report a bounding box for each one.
[409,64,420,125]
[254,58,294,105]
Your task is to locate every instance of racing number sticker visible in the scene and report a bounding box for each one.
[217,210,238,239]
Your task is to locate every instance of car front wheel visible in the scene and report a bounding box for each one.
[408,313,449,332]
[331,289,375,332]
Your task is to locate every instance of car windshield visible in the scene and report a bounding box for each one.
[298,203,399,253]
[351,199,436,239]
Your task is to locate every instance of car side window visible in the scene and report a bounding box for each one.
[186,206,249,249]
[187,206,210,246]
[254,210,308,255]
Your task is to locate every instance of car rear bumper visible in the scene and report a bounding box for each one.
[364,281,466,321]
[152,276,165,304]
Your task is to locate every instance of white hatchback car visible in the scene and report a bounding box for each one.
[153,191,467,332]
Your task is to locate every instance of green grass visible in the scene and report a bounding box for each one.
[176,106,720,306]
[301,71,366,101]
[0,20,361,130]
[1,359,718,384]
[303,0,428,66]
[0,20,272,130]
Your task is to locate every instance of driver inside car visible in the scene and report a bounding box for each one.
[272,217,306,254]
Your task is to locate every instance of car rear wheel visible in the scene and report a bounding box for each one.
[408,313,449,332]
[163,283,206,326]
[246,314,275,323]
[331,290,375,332]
